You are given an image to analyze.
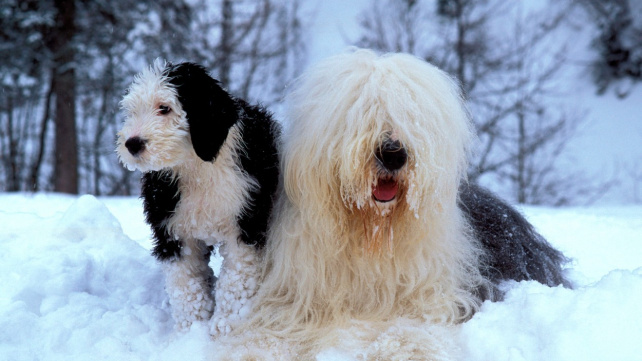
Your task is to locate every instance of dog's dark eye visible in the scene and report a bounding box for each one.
[159,105,171,115]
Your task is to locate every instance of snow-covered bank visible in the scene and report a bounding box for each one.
[461,270,642,361]
[0,194,640,360]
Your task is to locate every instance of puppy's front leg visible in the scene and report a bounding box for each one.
[209,241,260,337]
[163,239,215,331]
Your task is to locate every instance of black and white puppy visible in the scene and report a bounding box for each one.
[117,60,280,335]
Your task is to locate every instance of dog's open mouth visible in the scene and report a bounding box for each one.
[372,178,399,203]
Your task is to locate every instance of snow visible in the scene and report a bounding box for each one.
[461,271,642,361]
[1,193,640,360]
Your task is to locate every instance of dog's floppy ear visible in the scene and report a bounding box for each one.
[164,62,238,162]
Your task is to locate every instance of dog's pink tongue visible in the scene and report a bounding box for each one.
[373,179,398,202]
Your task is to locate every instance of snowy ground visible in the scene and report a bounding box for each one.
[1,193,641,360]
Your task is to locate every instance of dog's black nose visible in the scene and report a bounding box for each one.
[125,136,146,156]
[376,139,407,172]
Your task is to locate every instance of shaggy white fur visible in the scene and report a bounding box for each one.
[117,61,261,333]
[232,49,490,359]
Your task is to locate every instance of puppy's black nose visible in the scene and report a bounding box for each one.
[376,139,407,172]
[125,136,146,156]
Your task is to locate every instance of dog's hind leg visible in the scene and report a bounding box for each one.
[163,238,216,331]
[458,182,571,299]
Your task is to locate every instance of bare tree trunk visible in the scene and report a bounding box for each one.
[92,58,114,196]
[516,102,526,204]
[219,0,233,87]
[5,90,19,191]
[29,76,54,192]
[239,1,272,99]
[454,1,466,86]
[51,0,78,194]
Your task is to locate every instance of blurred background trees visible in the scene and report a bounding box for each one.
[580,0,642,97]
[0,0,638,205]
[0,0,304,195]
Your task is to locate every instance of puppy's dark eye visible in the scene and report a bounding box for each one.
[159,105,171,115]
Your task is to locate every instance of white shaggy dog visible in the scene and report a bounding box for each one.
[230,49,487,358]
[231,49,569,359]
[116,60,280,335]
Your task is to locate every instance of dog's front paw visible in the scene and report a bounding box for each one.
[171,277,215,331]
[209,242,260,336]
[209,313,231,337]
[209,285,255,337]
[165,269,216,331]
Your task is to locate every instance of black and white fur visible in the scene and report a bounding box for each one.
[116,60,280,335]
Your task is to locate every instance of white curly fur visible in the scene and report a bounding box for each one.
[117,60,261,334]
[229,49,489,358]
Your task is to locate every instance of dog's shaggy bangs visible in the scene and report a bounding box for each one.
[120,60,180,118]
[282,49,475,214]
[241,49,487,347]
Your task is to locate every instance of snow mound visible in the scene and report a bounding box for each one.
[0,195,171,361]
[461,269,642,361]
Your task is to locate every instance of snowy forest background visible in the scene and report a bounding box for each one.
[1,0,641,206]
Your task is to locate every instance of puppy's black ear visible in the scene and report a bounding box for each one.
[164,62,238,162]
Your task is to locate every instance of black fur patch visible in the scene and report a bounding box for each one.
[141,171,182,261]
[458,183,571,300]
[154,62,280,251]
[163,62,238,162]
[235,100,281,249]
